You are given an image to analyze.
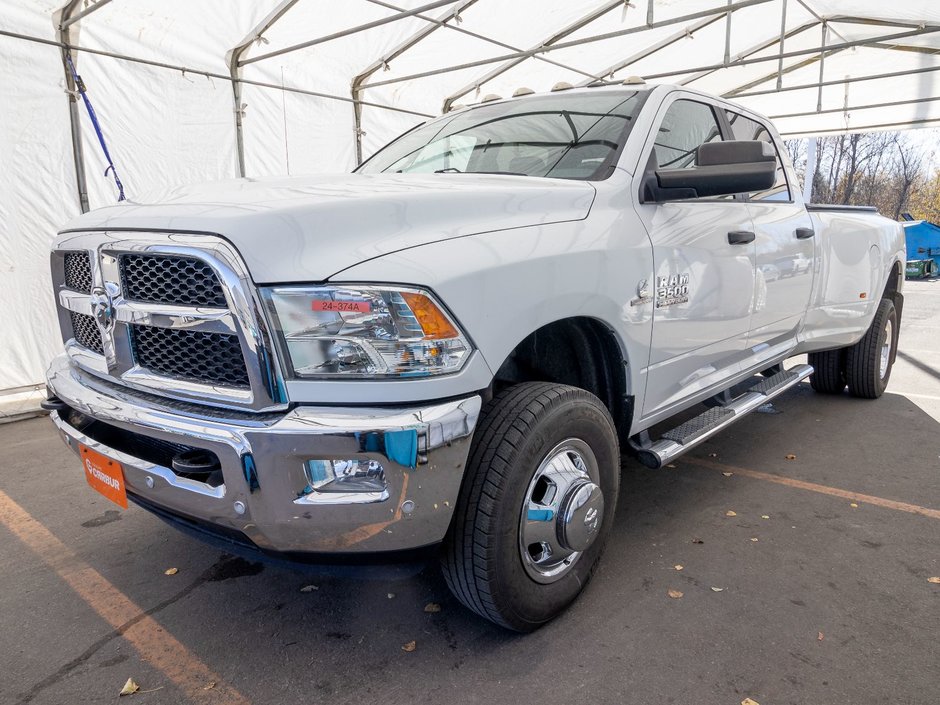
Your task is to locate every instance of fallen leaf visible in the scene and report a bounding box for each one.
[401,640,417,652]
[163,568,178,576]
[928,577,940,584]
[119,678,139,696]
[818,631,824,641]
[750,537,759,542]
[691,538,704,544]
[674,564,684,571]
[761,515,770,519]
[424,602,441,613]
[726,510,737,517]
[785,454,797,460]
[710,586,724,592]
[204,682,217,691]
[666,464,677,469]
[300,584,319,593]
[667,588,684,599]
[708,453,718,458]
[387,593,395,599]
[742,699,760,705]
[850,503,859,508]
[722,472,733,477]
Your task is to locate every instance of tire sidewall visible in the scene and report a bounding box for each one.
[872,300,898,395]
[488,396,619,629]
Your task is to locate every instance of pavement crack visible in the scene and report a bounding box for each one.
[14,554,242,704]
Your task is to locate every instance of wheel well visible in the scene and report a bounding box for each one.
[882,259,904,321]
[491,318,632,438]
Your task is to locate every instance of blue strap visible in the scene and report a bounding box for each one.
[65,53,126,202]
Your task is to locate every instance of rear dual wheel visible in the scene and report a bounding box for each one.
[808,298,898,399]
[441,382,619,632]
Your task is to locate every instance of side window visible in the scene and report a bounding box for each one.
[726,111,791,201]
[653,99,724,170]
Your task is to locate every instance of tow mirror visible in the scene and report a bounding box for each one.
[642,140,776,202]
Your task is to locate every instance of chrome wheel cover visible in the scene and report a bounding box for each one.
[880,318,893,380]
[519,438,604,584]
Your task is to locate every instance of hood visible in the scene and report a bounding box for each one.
[62,173,596,282]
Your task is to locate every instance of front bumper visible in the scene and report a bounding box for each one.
[46,354,481,554]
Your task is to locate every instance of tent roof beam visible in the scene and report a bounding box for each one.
[59,0,113,29]
[360,0,775,92]
[240,0,458,67]
[440,0,623,113]
[361,0,601,82]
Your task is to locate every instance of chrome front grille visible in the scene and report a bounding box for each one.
[63,251,93,294]
[119,253,227,307]
[51,232,286,412]
[69,311,103,354]
[130,325,250,388]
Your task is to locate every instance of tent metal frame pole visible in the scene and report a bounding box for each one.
[775,0,787,89]
[440,0,624,113]
[779,116,940,137]
[732,65,940,98]
[632,26,940,82]
[723,40,836,97]
[0,29,435,114]
[60,0,113,29]
[679,19,818,86]
[816,22,828,112]
[361,0,775,91]
[352,0,477,164]
[769,95,940,120]
[227,0,302,178]
[580,14,728,87]
[362,0,602,82]
[240,0,458,67]
[724,0,733,66]
[56,0,90,213]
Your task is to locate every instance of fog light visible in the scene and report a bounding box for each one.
[302,459,387,494]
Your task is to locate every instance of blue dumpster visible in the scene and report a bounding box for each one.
[903,220,940,279]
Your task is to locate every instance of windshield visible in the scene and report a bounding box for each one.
[357,90,646,181]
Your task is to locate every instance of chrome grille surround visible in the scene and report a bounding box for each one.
[51,231,288,412]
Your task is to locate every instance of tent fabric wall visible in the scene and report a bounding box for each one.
[0,0,938,400]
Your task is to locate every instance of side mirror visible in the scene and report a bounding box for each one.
[642,140,776,202]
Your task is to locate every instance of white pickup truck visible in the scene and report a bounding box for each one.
[45,82,904,631]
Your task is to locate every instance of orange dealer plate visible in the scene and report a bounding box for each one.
[79,444,128,509]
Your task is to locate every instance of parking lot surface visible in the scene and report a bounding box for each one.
[2,280,938,705]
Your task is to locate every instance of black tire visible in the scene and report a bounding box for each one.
[845,298,898,399]
[808,349,846,394]
[441,382,620,632]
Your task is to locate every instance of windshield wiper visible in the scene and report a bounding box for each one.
[434,168,527,176]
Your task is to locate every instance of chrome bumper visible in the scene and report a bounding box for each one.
[46,354,481,554]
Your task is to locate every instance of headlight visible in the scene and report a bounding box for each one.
[262,285,471,378]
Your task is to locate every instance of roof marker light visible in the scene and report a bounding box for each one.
[551,81,573,92]
[513,87,534,97]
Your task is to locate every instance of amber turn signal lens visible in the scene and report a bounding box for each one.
[401,292,459,339]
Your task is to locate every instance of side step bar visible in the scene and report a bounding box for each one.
[635,364,813,469]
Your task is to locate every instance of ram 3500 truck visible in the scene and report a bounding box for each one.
[44,83,904,631]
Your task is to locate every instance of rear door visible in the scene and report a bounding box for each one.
[725,110,815,354]
[634,95,757,420]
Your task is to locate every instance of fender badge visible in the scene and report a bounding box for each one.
[629,279,652,307]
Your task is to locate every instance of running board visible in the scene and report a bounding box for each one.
[635,364,813,469]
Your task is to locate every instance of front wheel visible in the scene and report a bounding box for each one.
[845,298,898,399]
[441,382,620,631]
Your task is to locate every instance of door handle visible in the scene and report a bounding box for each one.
[728,230,756,245]
[796,227,815,239]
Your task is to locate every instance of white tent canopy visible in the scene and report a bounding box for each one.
[1,0,938,404]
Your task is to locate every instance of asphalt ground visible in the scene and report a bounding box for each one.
[1,280,938,705]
